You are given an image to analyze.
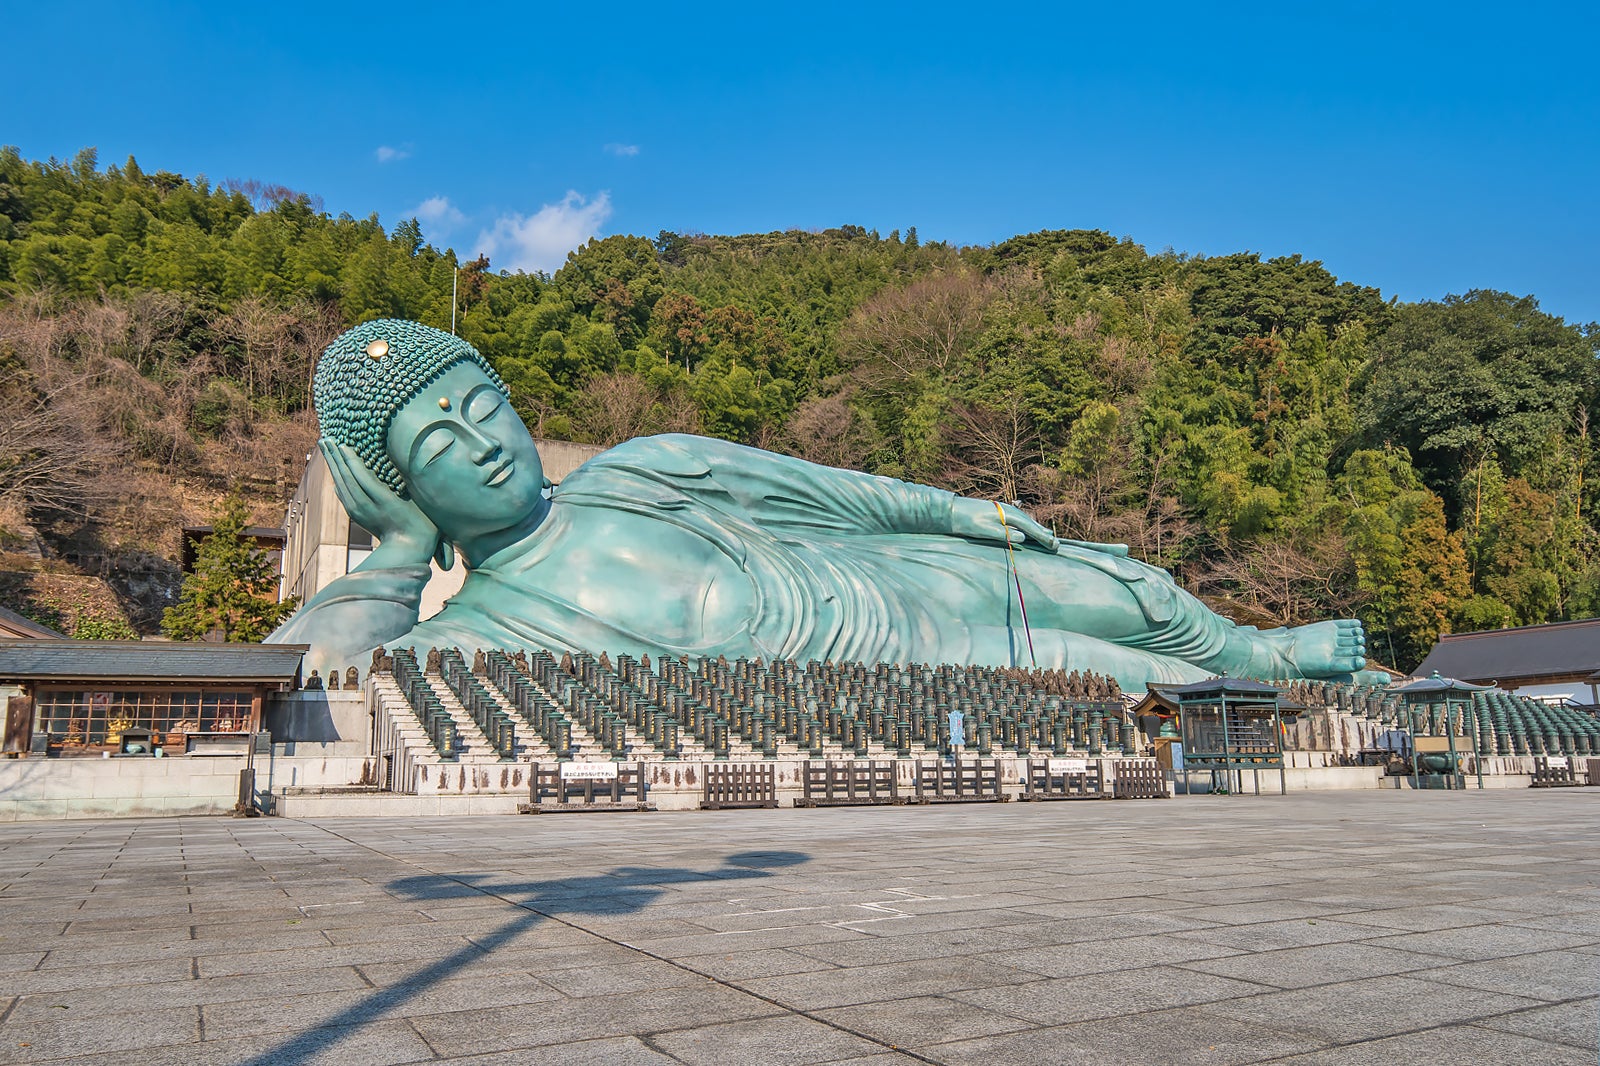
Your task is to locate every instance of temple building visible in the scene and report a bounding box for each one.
[1414,618,1600,704]
[0,639,305,756]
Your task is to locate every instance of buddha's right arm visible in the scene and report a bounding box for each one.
[268,564,431,669]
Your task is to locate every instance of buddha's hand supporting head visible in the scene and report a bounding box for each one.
[314,319,549,566]
[319,438,450,568]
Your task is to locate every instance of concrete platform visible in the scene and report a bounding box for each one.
[0,791,1595,1064]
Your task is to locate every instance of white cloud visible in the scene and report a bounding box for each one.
[475,191,613,275]
[414,195,466,235]
[375,145,411,163]
[603,142,640,157]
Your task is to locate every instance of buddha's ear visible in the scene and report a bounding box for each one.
[434,539,456,571]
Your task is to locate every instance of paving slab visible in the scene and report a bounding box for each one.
[739,956,1036,1011]
[1408,951,1600,1001]
[921,1005,1321,1065]
[650,1014,885,1065]
[815,994,1036,1046]
[948,965,1269,1026]
[1472,997,1600,1049]
[434,1034,682,1064]
[1261,1023,1597,1065]
[1198,973,1548,1043]
[1174,941,1459,989]
[0,791,1594,1064]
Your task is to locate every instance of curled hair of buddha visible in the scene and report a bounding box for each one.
[313,319,509,497]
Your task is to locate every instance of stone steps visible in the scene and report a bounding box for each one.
[422,678,504,763]
[371,677,447,763]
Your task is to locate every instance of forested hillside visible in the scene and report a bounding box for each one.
[2,147,1596,669]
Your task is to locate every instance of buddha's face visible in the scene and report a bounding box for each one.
[385,362,546,544]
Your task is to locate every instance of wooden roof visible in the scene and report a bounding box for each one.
[1414,619,1600,685]
[0,639,307,684]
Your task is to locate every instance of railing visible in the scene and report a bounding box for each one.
[1021,757,1111,800]
[1530,756,1582,788]
[701,764,779,809]
[913,760,1007,802]
[794,760,902,807]
[437,649,517,759]
[482,650,574,758]
[521,761,653,812]
[390,649,457,759]
[1111,758,1169,799]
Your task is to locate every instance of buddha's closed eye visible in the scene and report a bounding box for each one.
[468,391,502,422]
[420,427,455,466]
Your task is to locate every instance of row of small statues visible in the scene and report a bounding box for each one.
[304,665,361,690]
[401,646,1125,703]
[1277,679,1350,707]
[426,647,536,676]
[995,667,1123,701]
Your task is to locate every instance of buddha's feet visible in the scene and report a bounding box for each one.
[1277,618,1367,678]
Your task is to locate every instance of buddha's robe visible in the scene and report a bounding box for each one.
[276,435,1257,686]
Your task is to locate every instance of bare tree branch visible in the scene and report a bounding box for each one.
[0,372,125,514]
[840,271,994,382]
[572,372,701,447]
[940,397,1040,503]
[781,391,881,470]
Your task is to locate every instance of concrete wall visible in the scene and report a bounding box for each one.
[255,689,380,798]
[280,448,350,610]
[276,792,524,817]
[1285,766,1384,790]
[0,754,248,821]
[537,440,607,482]
[280,448,468,622]
[271,758,1391,815]
[282,757,1176,814]
[264,689,370,757]
[257,755,379,796]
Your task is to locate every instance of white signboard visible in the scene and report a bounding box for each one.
[560,762,620,780]
[1048,758,1090,774]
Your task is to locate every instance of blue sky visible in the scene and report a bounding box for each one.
[10,2,1598,324]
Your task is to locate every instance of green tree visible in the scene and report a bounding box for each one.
[1336,449,1470,669]
[1357,291,1597,498]
[1392,492,1472,662]
[1478,477,1562,625]
[162,494,297,642]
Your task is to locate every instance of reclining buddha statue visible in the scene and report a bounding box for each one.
[271,319,1370,691]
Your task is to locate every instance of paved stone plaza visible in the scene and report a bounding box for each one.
[0,792,1596,1065]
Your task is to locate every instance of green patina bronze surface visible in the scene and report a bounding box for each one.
[273,319,1371,690]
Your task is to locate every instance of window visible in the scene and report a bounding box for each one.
[347,520,374,571]
[34,689,255,747]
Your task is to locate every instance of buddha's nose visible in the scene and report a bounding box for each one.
[462,422,500,463]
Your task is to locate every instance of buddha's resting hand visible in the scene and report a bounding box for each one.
[949,498,1059,553]
[320,440,450,568]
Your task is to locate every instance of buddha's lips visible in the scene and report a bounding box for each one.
[485,458,514,486]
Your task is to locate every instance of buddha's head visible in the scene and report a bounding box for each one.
[315,319,546,544]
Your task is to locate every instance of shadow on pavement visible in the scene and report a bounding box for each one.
[238,849,810,1066]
